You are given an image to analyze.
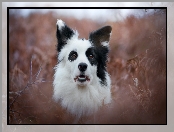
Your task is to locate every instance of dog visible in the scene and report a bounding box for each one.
[53,19,112,118]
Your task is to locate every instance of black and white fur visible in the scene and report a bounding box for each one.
[53,19,112,118]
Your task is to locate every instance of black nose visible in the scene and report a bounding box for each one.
[78,63,87,72]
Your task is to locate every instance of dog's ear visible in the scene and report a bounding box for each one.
[56,19,76,52]
[89,26,112,47]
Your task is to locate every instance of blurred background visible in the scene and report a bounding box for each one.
[6,4,166,124]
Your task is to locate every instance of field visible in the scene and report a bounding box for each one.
[8,9,166,124]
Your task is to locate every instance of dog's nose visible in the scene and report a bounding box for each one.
[78,63,87,72]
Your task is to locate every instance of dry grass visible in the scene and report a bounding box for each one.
[8,9,166,124]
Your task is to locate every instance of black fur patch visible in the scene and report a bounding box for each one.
[56,24,74,52]
[86,47,97,66]
[88,26,112,86]
[86,46,109,86]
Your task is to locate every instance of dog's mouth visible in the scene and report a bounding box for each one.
[74,74,90,83]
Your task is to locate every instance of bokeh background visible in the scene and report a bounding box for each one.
[2,1,173,132]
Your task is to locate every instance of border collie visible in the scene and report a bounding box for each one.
[53,19,112,118]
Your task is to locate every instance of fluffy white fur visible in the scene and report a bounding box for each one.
[53,20,111,118]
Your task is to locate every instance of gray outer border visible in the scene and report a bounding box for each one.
[2,2,174,132]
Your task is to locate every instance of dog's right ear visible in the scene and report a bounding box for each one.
[89,26,112,48]
[56,19,75,52]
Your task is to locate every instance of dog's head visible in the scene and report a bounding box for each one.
[56,19,112,87]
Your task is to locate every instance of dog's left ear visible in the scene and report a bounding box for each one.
[89,26,112,47]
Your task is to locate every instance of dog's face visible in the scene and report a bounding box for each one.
[67,41,96,87]
[56,20,112,87]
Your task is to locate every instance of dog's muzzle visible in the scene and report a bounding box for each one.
[74,62,90,83]
[74,73,90,82]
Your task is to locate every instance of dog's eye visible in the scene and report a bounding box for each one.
[71,53,77,59]
[89,54,94,59]
[68,51,78,62]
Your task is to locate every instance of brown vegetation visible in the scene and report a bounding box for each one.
[8,9,166,124]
